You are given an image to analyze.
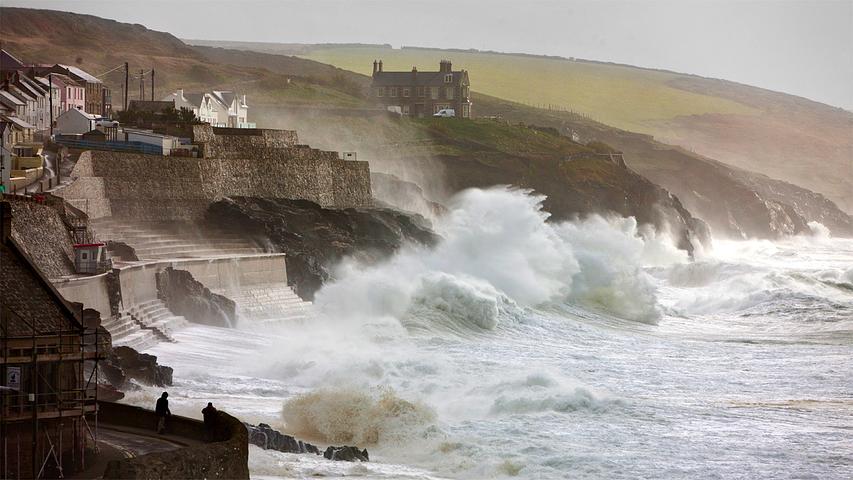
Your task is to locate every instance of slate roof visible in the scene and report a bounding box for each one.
[372,70,468,87]
[0,90,25,107]
[57,65,102,84]
[184,93,205,108]
[1,114,35,130]
[211,90,236,109]
[1,224,82,337]
[47,73,81,88]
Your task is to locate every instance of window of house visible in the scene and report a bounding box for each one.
[446,87,455,100]
[376,87,384,97]
[390,87,398,97]
[417,87,425,97]
[430,87,439,100]
[462,86,469,98]
[444,74,453,83]
[402,88,410,97]
[402,105,410,115]
[81,251,89,260]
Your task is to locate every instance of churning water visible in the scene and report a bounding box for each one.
[139,187,853,479]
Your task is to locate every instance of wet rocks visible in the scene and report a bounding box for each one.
[205,197,438,300]
[324,446,370,462]
[105,345,174,387]
[245,423,321,455]
[156,267,236,327]
[105,240,139,261]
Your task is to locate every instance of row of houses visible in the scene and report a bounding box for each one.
[161,89,253,128]
[0,50,115,193]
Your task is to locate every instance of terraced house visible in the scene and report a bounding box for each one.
[370,60,472,118]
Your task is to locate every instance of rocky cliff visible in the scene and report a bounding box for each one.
[473,94,853,239]
[205,198,438,299]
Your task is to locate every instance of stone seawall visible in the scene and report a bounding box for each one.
[56,254,288,322]
[99,402,249,479]
[56,147,372,221]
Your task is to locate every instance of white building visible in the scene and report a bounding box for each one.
[123,128,181,156]
[211,90,250,128]
[162,89,252,128]
[54,108,98,135]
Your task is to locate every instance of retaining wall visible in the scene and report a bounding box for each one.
[55,144,372,221]
[55,254,288,322]
[99,402,249,480]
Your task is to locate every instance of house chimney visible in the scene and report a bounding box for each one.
[1,201,11,245]
[440,60,452,73]
[176,88,184,100]
[373,60,378,76]
[378,60,383,72]
[412,66,418,80]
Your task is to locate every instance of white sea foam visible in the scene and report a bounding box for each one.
[139,187,853,480]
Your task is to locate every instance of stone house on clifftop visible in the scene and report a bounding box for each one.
[370,60,472,118]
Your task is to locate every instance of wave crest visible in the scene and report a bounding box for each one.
[281,387,436,445]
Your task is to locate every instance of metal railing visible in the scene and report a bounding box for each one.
[53,137,163,156]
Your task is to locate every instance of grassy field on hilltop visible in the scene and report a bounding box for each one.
[291,44,852,213]
[298,45,757,135]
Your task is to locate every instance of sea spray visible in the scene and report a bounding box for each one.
[281,387,437,445]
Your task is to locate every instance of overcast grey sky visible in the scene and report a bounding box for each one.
[6,0,852,109]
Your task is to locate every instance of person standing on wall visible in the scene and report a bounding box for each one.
[202,402,218,441]
[156,392,171,434]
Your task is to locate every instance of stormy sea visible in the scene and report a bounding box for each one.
[128,187,853,479]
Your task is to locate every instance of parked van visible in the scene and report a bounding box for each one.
[433,108,456,118]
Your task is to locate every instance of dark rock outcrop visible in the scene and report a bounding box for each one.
[474,94,853,239]
[245,423,321,455]
[324,446,370,462]
[103,346,173,388]
[156,267,236,327]
[205,198,439,300]
[105,240,139,261]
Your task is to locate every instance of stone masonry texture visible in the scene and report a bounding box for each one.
[55,127,372,221]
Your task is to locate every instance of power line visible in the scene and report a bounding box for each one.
[95,64,126,78]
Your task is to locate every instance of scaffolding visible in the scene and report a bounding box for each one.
[0,303,104,479]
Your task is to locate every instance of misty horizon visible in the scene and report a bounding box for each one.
[3,0,852,111]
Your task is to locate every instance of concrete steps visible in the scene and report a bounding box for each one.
[90,219,265,261]
[127,299,189,340]
[101,313,159,352]
[217,282,314,323]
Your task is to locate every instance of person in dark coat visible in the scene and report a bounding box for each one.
[202,402,217,441]
[155,392,171,434]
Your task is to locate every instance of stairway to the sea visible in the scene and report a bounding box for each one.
[100,312,159,351]
[87,218,313,347]
[90,219,264,261]
[215,282,313,324]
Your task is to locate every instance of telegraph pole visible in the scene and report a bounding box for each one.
[48,73,54,135]
[139,70,144,101]
[151,68,155,101]
[124,62,129,110]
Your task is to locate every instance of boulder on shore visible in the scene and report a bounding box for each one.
[245,423,321,455]
[324,445,370,462]
[156,267,236,327]
[103,346,173,388]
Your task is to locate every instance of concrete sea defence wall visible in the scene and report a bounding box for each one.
[56,126,372,221]
[99,402,249,480]
[55,254,288,323]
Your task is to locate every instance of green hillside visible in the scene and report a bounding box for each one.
[290,44,852,213]
[298,45,756,135]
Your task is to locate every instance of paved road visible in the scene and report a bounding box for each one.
[70,424,195,479]
[97,426,189,457]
